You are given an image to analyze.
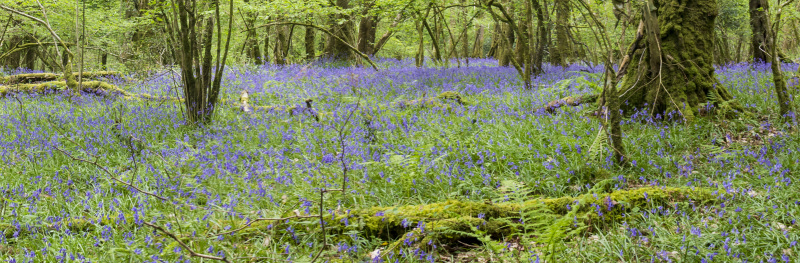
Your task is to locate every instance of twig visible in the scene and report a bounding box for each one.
[310,188,326,263]
[143,221,231,263]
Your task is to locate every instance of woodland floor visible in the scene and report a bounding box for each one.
[1,59,799,262]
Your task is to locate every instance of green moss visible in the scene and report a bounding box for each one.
[230,187,716,248]
[0,81,125,98]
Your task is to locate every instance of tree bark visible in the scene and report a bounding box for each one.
[750,0,772,63]
[617,0,742,121]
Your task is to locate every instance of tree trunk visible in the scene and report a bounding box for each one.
[471,25,485,58]
[497,2,513,67]
[617,0,741,121]
[554,0,572,67]
[357,15,377,56]
[531,0,546,75]
[243,0,261,65]
[461,3,470,60]
[324,0,354,60]
[305,23,316,60]
[100,52,108,70]
[514,9,528,68]
[770,0,793,118]
[422,19,442,62]
[415,18,424,68]
[263,26,271,63]
[540,0,552,66]
[487,22,501,58]
[734,36,744,62]
[2,35,23,69]
[23,39,36,70]
[750,0,772,63]
[274,24,287,65]
[283,25,296,59]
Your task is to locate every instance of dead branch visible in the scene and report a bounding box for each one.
[143,221,231,263]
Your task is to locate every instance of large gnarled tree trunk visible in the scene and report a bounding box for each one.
[617,0,742,121]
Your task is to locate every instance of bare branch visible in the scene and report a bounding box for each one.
[143,221,231,263]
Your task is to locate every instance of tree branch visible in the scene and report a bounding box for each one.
[247,22,379,71]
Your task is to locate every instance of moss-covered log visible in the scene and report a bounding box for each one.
[0,81,124,97]
[0,71,122,84]
[543,94,598,113]
[231,186,716,247]
[618,0,744,121]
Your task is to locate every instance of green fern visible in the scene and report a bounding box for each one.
[587,127,608,164]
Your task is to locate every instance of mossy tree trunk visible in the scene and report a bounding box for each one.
[274,24,288,65]
[242,0,262,65]
[356,15,377,56]
[415,17,424,68]
[304,21,316,60]
[770,0,794,118]
[617,0,741,121]
[749,0,772,63]
[487,22,501,59]
[554,0,572,67]
[530,0,546,75]
[471,25,485,58]
[263,26,271,63]
[496,1,512,67]
[324,0,354,60]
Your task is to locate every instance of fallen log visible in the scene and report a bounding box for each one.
[0,81,125,97]
[543,94,598,113]
[0,71,122,84]
[226,186,716,248]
